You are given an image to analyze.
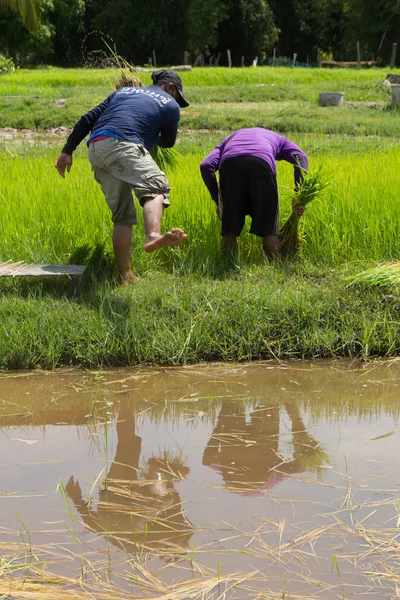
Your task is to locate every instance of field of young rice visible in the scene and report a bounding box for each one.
[1,148,399,273]
[1,66,399,133]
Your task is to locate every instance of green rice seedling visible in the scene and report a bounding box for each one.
[16,513,35,563]
[103,405,110,490]
[346,261,400,288]
[331,554,345,600]
[56,479,86,577]
[87,467,106,509]
[280,166,330,256]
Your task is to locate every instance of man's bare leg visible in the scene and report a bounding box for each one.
[222,233,238,253]
[263,234,280,261]
[113,224,138,285]
[143,195,187,253]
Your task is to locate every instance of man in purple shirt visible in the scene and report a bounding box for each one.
[200,128,308,259]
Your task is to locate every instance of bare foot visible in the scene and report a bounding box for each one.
[144,228,188,253]
[120,271,139,286]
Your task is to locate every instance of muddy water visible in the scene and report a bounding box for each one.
[1,360,400,599]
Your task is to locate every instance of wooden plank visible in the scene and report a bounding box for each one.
[0,262,86,278]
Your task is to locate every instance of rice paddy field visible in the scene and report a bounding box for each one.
[0,66,399,367]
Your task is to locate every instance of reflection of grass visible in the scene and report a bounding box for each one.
[2,367,400,425]
[295,441,330,476]
[2,370,400,596]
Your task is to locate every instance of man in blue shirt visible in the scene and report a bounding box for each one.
[55,70,189,285]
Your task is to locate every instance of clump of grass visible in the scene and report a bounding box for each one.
[280,167,330,256]
[347,262,400,288]
[149,146,181,172]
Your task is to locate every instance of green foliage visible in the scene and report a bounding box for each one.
[218,0,278,62]
[0,52,14,73]
[0,0,400,65]
[293,167,331,206]
[0,1,53,64]
[0,65,400,366]
[187,0,226,56]
[150,146,181,173]
[346,0,400,64]
[89,0,187,66]
[0,0,42,34]
[0,66,396,137]
[50,0,85,66]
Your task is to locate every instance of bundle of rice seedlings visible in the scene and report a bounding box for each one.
[346,262,400,288]
[280,167,330,256]
[150,145,181,172]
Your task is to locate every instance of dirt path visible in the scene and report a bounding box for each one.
[0,127,72,140]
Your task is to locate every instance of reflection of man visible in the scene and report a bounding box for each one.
[66,407,192,553]
[203,401,328,495]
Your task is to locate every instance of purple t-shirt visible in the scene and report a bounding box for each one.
[200,128,308,202]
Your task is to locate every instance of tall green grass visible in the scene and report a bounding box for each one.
[1,65,398,91]
[0,149,398,271]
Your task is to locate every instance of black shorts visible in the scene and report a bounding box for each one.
[219,156,279,237]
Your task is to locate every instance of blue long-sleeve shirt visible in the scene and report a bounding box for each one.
[200,128,309,202]
[62,85,180,155]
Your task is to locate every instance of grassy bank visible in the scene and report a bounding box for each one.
[1,272,399,369]
[0,66,399,368]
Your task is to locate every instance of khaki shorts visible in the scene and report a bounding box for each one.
[88,137,170,226]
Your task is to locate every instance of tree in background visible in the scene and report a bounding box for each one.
[217,0,278,64]
[0,0,398,68]
[187,0,226,58]
[345,0,400,64]
[0,0,53,64]
[50,0,85,66]
[0,0,41,33]
[88,0,187,66]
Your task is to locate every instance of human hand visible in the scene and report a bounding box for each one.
[55,152,72,178]
[292,198,306,219]
[65,476,82,500]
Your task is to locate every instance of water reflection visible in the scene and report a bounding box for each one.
[1,363,400,599]
[65,406,193,555]
[203,400,329,494]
